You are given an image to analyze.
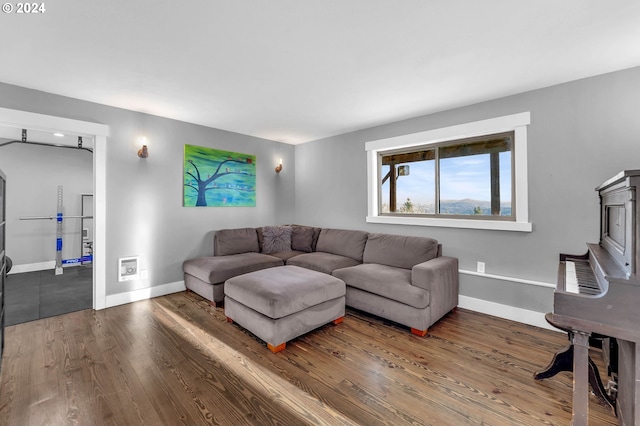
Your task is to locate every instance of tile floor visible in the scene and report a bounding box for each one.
[5,265,92,326]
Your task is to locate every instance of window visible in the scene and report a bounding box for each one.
[380,132,513,219]
[366,113,531,232]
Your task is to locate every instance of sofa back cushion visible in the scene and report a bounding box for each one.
[315,228,369,261]
[363,233,439,269]
[214,228,259,256]
[290,225,320,253]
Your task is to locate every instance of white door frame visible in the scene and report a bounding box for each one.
[0,106,109,310]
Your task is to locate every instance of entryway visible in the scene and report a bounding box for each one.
[0,130,95,325]
[0,107,109,316]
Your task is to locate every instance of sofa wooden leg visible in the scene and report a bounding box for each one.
[333,316,344,325]
[226,317,233,324]
[267,342,286,353]
[411,328,428,337]
[210,300,217,307]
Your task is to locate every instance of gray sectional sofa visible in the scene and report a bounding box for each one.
[182,225,459,335]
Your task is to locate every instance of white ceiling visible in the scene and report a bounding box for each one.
[1,1,639,145]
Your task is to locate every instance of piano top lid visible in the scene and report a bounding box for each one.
[596,169,640,191]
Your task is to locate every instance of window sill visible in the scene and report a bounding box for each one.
[366,215,532,232]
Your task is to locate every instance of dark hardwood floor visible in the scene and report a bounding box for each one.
[0,291,617,425]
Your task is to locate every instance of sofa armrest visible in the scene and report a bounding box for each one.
[411,256,459,325]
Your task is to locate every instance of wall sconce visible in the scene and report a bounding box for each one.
[138,145,149,158]
[275,158,283,173]
[137,137,149,158]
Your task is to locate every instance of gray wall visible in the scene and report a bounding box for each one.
[294,66,640,313]
[0,143,93,265]
[2,65,639,310]
[0,82,296,295]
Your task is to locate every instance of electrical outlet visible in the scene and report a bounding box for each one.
[477,261,485,273]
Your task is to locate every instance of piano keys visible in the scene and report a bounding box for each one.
[563,257,601,295]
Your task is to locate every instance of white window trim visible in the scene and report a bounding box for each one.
[365,112,532,232]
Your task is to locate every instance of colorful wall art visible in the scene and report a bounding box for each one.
[183,144,256,207]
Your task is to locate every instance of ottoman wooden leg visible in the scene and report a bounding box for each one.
[226,317,233,323]
[333,316,344,325]
[411,328,428,337]
[267,342,286,353]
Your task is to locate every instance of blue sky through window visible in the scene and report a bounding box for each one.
[381,151,511,210]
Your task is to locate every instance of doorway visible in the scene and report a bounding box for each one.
[0,107,109,314]
[0,133,94,324]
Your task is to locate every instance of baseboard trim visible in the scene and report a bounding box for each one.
[105,280,186,308]
[458,295,559,332]
[459,269,555,288]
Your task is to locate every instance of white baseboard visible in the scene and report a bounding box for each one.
[458,295,560,332]
[459,269,555,288]
[105,280,186,308]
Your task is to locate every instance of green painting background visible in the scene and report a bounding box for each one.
[183,144,256,207]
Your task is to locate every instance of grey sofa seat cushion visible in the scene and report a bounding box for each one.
[266,250,307,262]
[315,228,369,261]
[183,253,283,284]
[214,228,259,256]
[333,263,430,309]
[363,233,439,269]
[286,251,361,274]
[346,287,430,331]
[224,265,346,319]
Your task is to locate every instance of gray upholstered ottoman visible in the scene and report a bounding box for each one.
[224,265,346,353]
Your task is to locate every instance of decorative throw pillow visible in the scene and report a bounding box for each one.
[262,225,292,253]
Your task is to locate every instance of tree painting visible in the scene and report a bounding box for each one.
[184,144,256,207]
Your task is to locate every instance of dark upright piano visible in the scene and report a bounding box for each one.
[541,170,640,426]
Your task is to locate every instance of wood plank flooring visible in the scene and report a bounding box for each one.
[0,291,618,425]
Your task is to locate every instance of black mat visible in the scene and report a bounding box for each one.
[5,266,93,326]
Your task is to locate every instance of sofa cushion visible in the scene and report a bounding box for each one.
[225,265,346,319]
[333,263,430,309]
[291,225,315,253]
[214,228,259,256]
[262,225,292,253]
[363,233,439,269]
[183,253,283,284]
[315,228,369,261]
[266,250,307,262]
[287,252,361,274]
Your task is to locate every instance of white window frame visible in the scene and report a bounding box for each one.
[365,112,532,232]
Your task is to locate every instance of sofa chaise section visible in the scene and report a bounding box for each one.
[182,228,284,306]
[332,233,459,336]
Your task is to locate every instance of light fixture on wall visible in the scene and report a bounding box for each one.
[275,158,283,173]
[137,137,149,158]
